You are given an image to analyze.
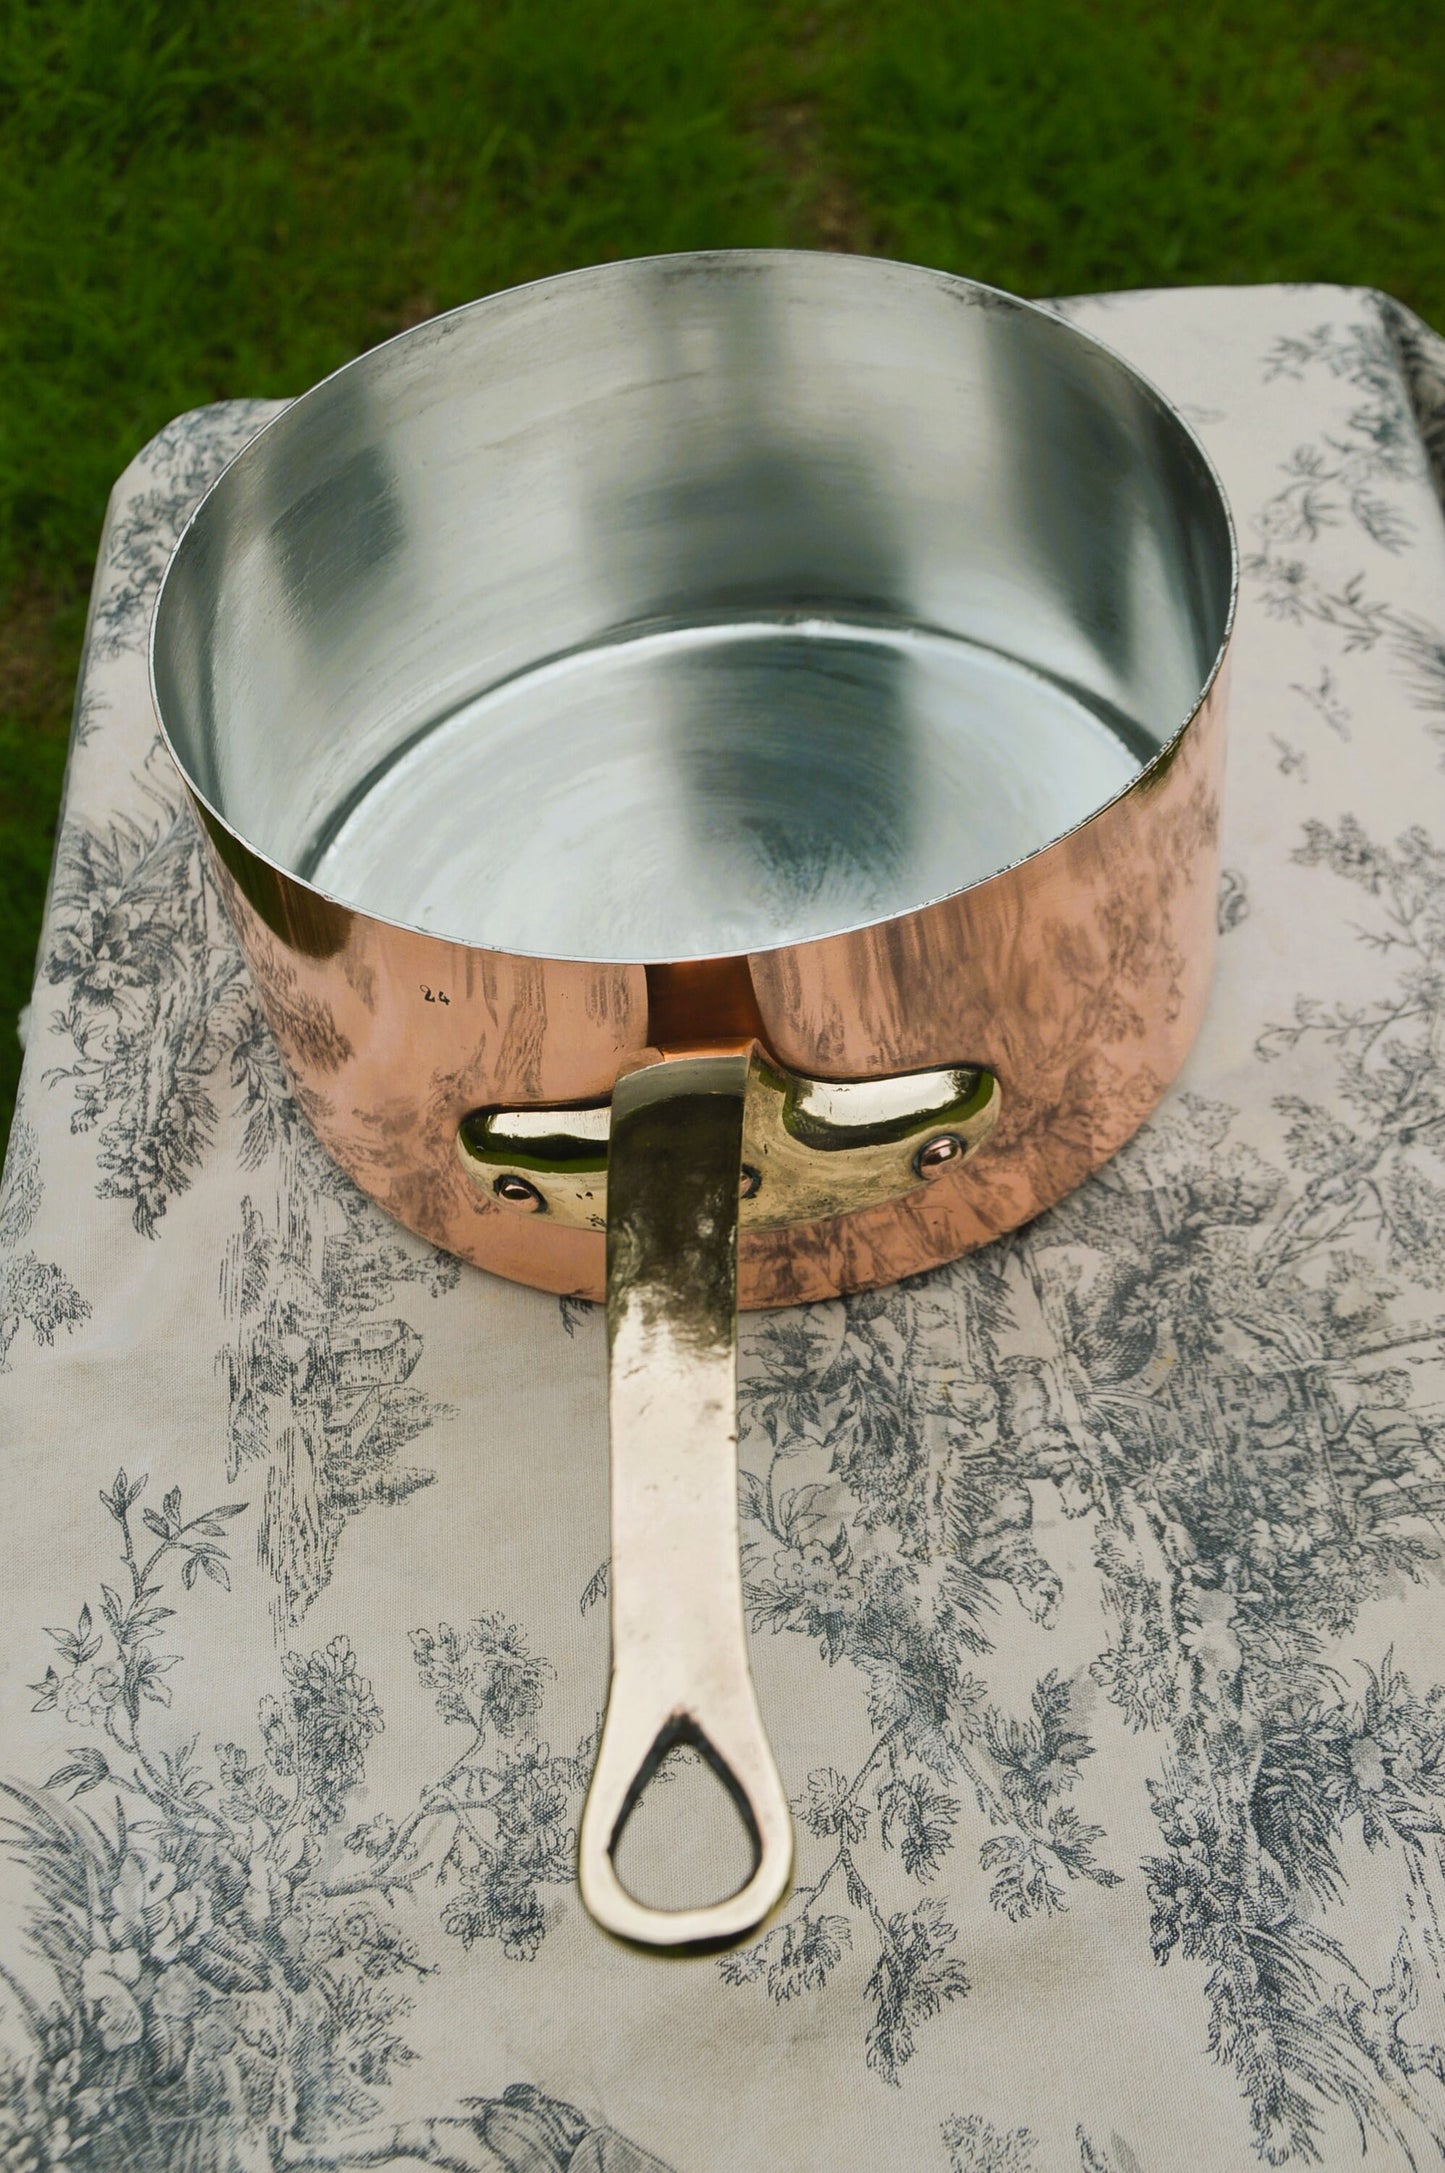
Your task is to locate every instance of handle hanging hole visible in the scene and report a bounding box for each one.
[611,1729,760,1915]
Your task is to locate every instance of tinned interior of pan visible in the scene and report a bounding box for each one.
[152,253,1235,963]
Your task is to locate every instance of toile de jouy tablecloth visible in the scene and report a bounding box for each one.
[5,284,1445,2173]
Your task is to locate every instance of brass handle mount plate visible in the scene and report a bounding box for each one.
[459,1056,1001,1231]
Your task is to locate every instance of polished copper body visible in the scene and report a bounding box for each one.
[198,656,1225,1309]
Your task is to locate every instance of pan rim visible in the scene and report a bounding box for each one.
[148,247,1239,971]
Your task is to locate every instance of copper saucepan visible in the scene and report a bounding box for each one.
[149,250,1236,1954]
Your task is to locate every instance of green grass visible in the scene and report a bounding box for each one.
[4,0,1445,1147]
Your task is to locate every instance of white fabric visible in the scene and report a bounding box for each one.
[4,285,1445,2172]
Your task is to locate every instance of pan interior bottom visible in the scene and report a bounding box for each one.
[304,617,1151,959]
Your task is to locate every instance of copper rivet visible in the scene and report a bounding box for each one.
[493,1173,546,1212]
[739,1164,762,1200]
[915,1133,964,1176]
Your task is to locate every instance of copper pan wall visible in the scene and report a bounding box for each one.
[196,651,1225,1309]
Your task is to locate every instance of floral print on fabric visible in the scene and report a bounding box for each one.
[3,1474,606,2168]
[0,1123,87,1372]
[7,289,1445,2170]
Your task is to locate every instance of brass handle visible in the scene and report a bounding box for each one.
[578,1048,793,1952]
